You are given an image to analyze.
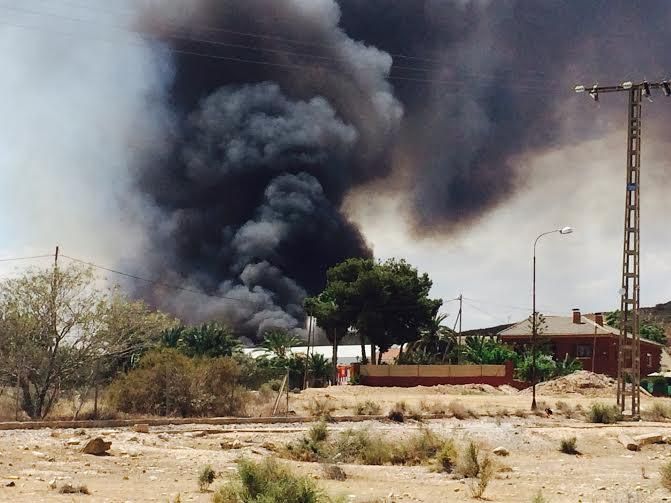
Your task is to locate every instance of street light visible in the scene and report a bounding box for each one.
[531,226,573,410]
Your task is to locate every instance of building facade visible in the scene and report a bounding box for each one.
[498,309,663,378]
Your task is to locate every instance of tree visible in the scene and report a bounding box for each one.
[261,329,302,359]
[461,337,518,365]
[553,354,582,377]
[163,322,242,358]
[404,313,457,364]
[516,353,556,382]
[304,291,348,383]
[0,265,177,419]
[606,311,667,345]
[316,257,442,364]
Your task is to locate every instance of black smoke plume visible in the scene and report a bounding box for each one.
[128,0,669,337]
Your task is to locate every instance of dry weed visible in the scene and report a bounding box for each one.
[661,460,671,490]
[559,436,579,455]
[306,398,336,420]
[321,463,346,481]
[355,400,382,416]
[449,400,477,420]
[644,402,671,421]
[59,483,90,495]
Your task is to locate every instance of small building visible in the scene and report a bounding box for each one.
[498,309,663,378]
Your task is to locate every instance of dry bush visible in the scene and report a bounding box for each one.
[661,460,671,491]
[587,403,623,424]
[321,463,346,481]
[309,421,328,443]
[198,465,216,492]
[108,350,248,417]
[388,402,406,422]
[559,436,579,455]
[213,457,333,503]
[644,402,671,421]
[392,429,444,466]
[555,401,577,419]
[59,483,90,495]
[420,400,447,415]
[531,491,549,503]
[457,441,481,479]
[495,408,510,417]
[436,439,458,473]
[306,398,336,420]
[512,408,528,418]
[448,400,477,420]
[468,455,494,499]
[355,400,382,416]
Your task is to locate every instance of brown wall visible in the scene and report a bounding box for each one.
[501,335,662,377]
[357,361,525,388]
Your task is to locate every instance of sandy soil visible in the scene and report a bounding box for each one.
[1,385,670,503]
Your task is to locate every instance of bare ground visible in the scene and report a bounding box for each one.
[1,385,671,503]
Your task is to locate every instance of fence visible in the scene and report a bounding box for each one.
[354,361,523,388]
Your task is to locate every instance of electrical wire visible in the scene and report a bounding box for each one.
[0,253,54,263]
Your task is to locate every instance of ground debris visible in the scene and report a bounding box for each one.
[81,437,112,456]
[521,371,616,397]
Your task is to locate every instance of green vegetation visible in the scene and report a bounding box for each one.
[607,311,667,345]
[559,436,579,455]
[212,458,334,503]
[587,403,623,424]
[162,323,241,358]
[198,465,216,492]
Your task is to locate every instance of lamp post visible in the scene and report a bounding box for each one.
[531,226,573,410]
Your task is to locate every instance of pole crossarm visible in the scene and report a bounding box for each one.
[574,77,669,417]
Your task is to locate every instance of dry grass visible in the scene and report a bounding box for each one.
[531,491,549,503]
[587,403,623,424]
[644,402,671,421]
[468,454,494,499]
[513,408,528,418]
[436,439,458,473]
[661,460,671,491]
[559,436,579,455]
[555,401,578,419]
[306,398,336,420]
[457,441,481,478]
[321,463,347,481]
[448,400,477,420]
[59,483,90,495]
[355,400,382,416]
[419,400,447,415]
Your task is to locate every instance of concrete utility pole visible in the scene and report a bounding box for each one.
[575,79,671,417]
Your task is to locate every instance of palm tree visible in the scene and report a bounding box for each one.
[307,353,331,386]
[261,329,302,359]
[405,313,456,363]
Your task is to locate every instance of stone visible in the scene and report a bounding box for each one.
[493,446,510,456]
[48,479,57,489]
[66,438,81,446]
[133,424,149,434]
[82,438,112,456]
[633,433,664,445]
[5,482,15,487]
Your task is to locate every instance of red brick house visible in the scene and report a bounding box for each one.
[498,309,663,378]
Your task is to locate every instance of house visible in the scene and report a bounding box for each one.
[498,309,663,378]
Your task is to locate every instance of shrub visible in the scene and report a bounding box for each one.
[436,439,458,473]
[531,491,549,503]
[198,465,216,491]
[309,421,328,443]
[108,349,195,416]
[661,460,671,491]
[388,402,406,422]
[645,402,671,421]
[355,400,382,416]
[212,458,333,503]
[456,441,480,479]
[559,436,579,455]
[448,400,476,419]
[468,455,494,499]
[321,463,346,481]
[555,401,577,419]
[587,403,623,424]
[392,429,444,466]
[306,398,336,420]
[191,357,248,417]
[59,484,90,495]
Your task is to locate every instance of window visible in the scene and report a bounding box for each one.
[576,344,593,358]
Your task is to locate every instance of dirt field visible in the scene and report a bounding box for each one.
[1,382,671,503]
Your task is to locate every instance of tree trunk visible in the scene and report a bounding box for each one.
[377,350,383,365]
[332,328,338,385]
[360,334,367,364]
[370,344,376,366]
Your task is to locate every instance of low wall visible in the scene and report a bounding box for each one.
[357,361,523,388]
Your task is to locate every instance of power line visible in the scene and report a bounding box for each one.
[0,4,571,93]
[0,253,54,263]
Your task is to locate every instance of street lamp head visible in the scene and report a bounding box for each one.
[559,226,574,235]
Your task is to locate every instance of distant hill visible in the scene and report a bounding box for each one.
[641,301,671,336]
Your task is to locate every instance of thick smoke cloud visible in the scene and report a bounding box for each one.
[2,0,669,340]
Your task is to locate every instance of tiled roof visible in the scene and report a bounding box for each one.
[498,315,663,346]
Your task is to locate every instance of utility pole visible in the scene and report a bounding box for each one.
[454,294,463,364]
[575,79,671,418]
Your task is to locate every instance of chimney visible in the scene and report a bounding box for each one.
[594,312,604,326]
[572,308,581,324]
